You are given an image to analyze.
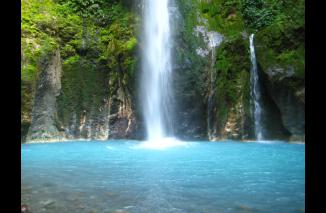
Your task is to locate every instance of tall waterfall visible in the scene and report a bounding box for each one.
[249,34,264,140]
[141,0,173,142]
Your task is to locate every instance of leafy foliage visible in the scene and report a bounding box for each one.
[198,0,246,40]
[21,0,139,139]
[215,38,251,124]
[241,0,274,30]
[254,0,305,81]
[58,0,124,26]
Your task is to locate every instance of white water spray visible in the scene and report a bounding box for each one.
[249,34,264,140]
[140,0,176,146]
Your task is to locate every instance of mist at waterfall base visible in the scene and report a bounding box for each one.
[22,141,304,213]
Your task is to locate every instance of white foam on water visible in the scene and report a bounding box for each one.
[106,146,115,150]
[134,137,189,150]
[256,140,286,144]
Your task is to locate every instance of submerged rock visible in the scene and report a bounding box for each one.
[235,204,258,212]
[42,182,56,188]
[40,199,55,207]
[297,208,305,213]
[113,210,129,213]
[21,186,32,192]
[21,204,29,213]
[77,205,85,209]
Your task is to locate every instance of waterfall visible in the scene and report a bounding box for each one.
[141,0,174,142]
[249,34,264,140]
[207,32,223,140]
[207,43,217,141]
[193,22,223,141]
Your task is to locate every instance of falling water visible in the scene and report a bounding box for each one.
[141,0,174,142]
[206,32,223,140]
[249,34,264,140]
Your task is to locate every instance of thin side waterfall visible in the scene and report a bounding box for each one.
[141,0,174,143]
[249,34,264,140]
[206,32,223,141]
[207,41,217,141]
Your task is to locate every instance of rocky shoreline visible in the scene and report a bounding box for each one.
[24,138,305,144]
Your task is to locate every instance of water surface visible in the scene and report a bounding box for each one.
[22,140,305,213]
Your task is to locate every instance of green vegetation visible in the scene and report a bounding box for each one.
[57,56,108,125]
[21,0,304,141]
[215,38,251,131]
[253,0,305,88]
[198,0,245,40]
[189,0,252,135]
[178,0,304,138]
[21,0,139,140]
[21,0,75,137]
[241,0,274,29]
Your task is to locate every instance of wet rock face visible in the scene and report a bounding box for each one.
[25,48,140,142]
[262,65,305,140]
[108,94,138,139]
[65,105,111,140]
[109,113,136,139]
[26,49,64,141]
[170,3,209,140]
[62,89,139,140]
[171,47,208,140]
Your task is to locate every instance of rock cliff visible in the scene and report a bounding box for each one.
[21,0,305,142]
[26,49,63,141]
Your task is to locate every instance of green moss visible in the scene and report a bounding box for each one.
[255,26,304,81]
[198,0,246,40]
[63,55,80,65]
[178,0,203,50]
[277,47,305,78]
[21,64,37,82]
[214,36,251,130]
[252,0,304,82]
[21,0,78,126]
[57,56,108,125]
[21,0,139,139]
[125,37,137,51]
